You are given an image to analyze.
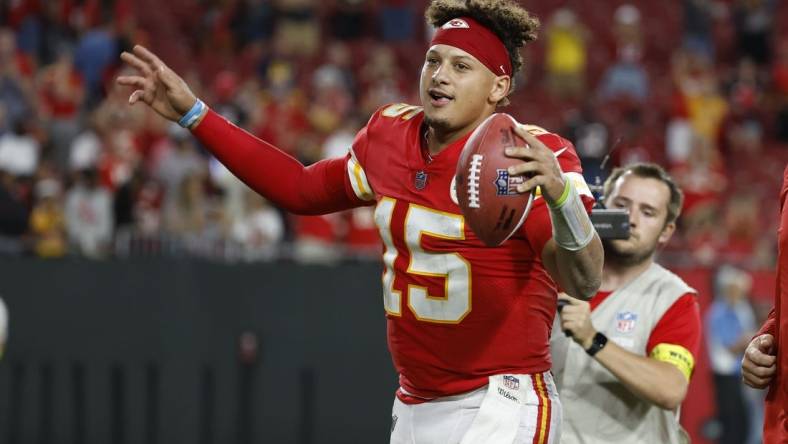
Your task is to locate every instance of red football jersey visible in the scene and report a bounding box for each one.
[757,164,788,442]
[346,104,594,400]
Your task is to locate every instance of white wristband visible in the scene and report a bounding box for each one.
[549,178,595,251]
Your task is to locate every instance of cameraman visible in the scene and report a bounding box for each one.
[551,163,701,444]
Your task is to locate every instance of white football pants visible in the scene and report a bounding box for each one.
[390,372,561,444]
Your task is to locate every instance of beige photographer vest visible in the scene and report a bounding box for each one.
[551,263,695,444]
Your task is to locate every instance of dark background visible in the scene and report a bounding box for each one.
[0,258,396,444]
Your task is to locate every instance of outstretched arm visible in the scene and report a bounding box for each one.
[192,110,367,214]
[116,45,367,215]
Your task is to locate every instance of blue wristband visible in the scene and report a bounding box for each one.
[178,99,206,128]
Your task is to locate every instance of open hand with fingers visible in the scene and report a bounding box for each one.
[504,126,566,206]
[116,45,198,122]
[742,334,777,389]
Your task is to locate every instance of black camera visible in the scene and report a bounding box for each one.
[590,208,630,240]
[588,181,630,240]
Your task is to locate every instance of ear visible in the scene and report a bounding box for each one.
[488,75,511,104]
[657,221,676,246]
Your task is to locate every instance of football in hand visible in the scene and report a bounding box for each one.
[455,113,535,247]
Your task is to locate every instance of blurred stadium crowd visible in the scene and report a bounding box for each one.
[1,1,787,442]
[0,0,786,268]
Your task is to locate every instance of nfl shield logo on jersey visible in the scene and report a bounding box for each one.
[494,170,525,196]
[615,311,638,334]
[503,375,520,390]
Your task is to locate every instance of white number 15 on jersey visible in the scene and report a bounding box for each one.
[375,197,472,324]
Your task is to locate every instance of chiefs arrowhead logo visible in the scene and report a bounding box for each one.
[442,19,470,29]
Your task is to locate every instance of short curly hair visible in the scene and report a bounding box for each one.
[425,0,540,102]
[603,163,684,226]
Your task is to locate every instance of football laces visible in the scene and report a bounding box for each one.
[467,154,483,208]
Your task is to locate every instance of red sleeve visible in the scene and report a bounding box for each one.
[758,169,788,337]
[757,308,777,338]
[759,168,788,336]
[536,132,583,174]
[192,109,368,215]
[522,203,552,254]
[646,293,702,357]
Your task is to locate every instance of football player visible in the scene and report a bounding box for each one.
[741,165,788,444]
[117,1,602,442]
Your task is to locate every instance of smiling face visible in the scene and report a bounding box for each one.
[603,172,676,266]
[419,44,510,136]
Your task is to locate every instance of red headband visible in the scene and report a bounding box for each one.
[430,17,512,77]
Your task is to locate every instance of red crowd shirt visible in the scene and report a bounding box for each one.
[39,70,84,118]
[756,164,788,443]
